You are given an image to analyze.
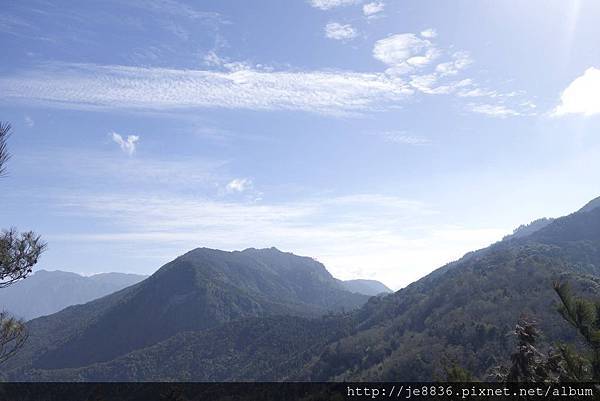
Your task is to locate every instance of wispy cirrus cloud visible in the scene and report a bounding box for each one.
[0,62,414,116]
[125,0,223,21]
[0,30,533,118]
[467,103,522,118]
[309,0,357,10]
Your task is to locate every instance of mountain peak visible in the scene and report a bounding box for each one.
[241,247,284,254]
[579,196,600,213]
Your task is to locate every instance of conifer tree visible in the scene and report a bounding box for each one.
[0,122,46,363]
[553,281,600,381]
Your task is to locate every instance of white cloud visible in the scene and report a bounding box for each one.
[553,67,600,116]
[363,2,384,16]
[111,131,140,155]
[0,63,414,116]
[420,28,437,39]
[373,33,439,75]
[309,0,357,10]
[468,103,521,118]
[324,22,357,40]
[226,178,252,193]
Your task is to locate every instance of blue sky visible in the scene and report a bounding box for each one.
[1,0,600,289]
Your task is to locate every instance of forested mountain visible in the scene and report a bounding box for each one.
[4,198,600,382]
[340,279,392,296]
[0,270,147,320]
[1,247,370,377]
[297,200,600,381]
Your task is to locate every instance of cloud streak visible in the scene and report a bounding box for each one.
[0,31,534,118]
[309,0,357,10]
[0,63,414,116]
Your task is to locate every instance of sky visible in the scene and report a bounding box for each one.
[1,0,600,290]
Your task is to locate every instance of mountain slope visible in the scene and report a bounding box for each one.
[14,315,356,381]
[297,204,600,381]
[578,196,600,213]
[341,279,392,296]
[3,247,369,375]
[0,270,147,320]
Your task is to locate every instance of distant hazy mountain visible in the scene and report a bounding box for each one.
[0,270,147,320]
[3,248,370,375]
[340,279,392,296]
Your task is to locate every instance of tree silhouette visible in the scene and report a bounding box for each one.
[0,121,46,363]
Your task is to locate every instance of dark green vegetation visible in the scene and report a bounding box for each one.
[0,270,148,321]
[491,282,600,383]
[3,197,600,381]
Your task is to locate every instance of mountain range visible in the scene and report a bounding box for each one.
[1,247,376,377]
[2,196,600,381]
[0,266,390,323]
[0,270,147,320]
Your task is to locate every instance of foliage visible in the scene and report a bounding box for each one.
[491,319,563,382]
[443,362,473,382]
[0,121,45,365]
[553,281,600,380]
[0,311,28,363]
[0,228,46,288]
